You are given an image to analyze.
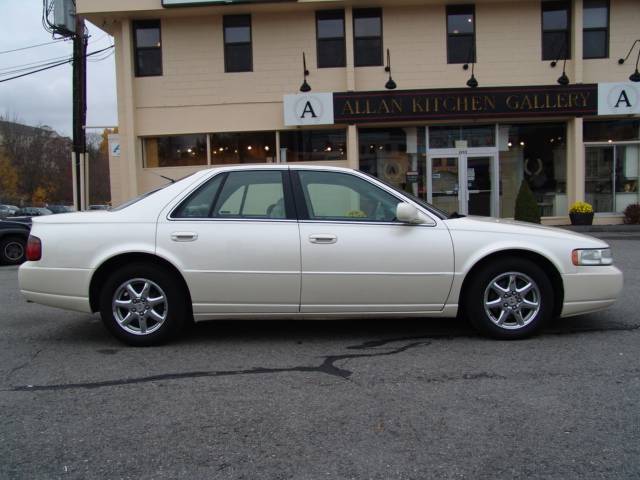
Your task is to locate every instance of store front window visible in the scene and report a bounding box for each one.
[210,131,275,164]
[499,123,567,218]
[144,134,207,168]
[279,129,346,162]
[585,120,640,213]
[358,127,426,196]
[428,125,495,149]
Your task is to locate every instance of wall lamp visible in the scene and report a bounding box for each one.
[300,52,311,92]
[463,45,478,88]
[384,49,397,90]
[618,39,640,82]
[550,57,570,86]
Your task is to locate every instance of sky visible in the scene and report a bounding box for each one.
[0,0,117,137]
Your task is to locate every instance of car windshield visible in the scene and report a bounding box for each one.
[360,171,452,220]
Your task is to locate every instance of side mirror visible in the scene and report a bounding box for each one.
[396,203,423,224]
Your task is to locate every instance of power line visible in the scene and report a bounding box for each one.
[0,45,114,84]
[0,38,69,55]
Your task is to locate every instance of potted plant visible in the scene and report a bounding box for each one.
[569,201,594,226]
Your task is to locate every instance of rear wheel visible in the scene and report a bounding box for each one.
[464,258,554,339]
[99,263,187,346]
[0,236,26,265]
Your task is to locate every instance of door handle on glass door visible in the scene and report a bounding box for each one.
[171,232,198,242]
[309,234,337,244]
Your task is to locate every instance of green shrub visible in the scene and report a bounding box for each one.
[623,203,640,224]
[514,180,541,224]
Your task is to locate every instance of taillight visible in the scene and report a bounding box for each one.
[26,235,42,261]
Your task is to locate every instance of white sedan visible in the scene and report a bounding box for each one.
[19,166,623,346]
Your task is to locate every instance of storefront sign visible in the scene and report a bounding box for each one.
[284,92,334,126]
[598,82,640,116]
[283,83,640,126]
[333,85,598,124]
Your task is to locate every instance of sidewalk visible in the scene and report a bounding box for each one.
[559,224,640,233]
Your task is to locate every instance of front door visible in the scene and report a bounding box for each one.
[292,169,455,313]
[427,154,497,216]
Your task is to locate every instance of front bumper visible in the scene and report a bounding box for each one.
[560,265,623,317]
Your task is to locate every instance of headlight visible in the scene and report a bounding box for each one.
[572,248,613,266]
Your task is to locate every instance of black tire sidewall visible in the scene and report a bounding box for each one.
[465,258,554,339]
[99,263,187,346]
[0,236,26,265]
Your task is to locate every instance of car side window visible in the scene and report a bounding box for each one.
[213,171,287,219]
[172,174,225,218]
[297,171,399,222]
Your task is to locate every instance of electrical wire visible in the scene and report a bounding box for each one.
[0,38,69,55]
[0,45,114,84]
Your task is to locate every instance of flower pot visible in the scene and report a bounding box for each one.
[569,212,594,226]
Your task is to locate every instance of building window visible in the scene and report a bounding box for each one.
[133,20,162,77]
[224,15,252,73]
[359,127,426,196]
[499,123,567,218]
[429,125,495,149]
[542,1,571,61]
[583,0,609,59]
[446,5,475,64]
[210,131,276,164]
[144,134,207,168]
[353,8,383,67]
[584,120,640,142]
[316,10,346,68]
[280,129,347,162]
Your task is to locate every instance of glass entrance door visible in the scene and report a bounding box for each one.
[429,157,460,214]
[427,153,497,216]
[467,156,494,216]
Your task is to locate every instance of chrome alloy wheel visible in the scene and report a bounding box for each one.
[4,241,24,261]
[112,278,168,336]
[483,272,542,330]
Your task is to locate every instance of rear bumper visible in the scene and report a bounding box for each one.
[19,263,92,313]
[560,266,623,317]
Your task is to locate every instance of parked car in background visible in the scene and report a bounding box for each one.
[0,219,30,265]
[19,166,623,346]
[14,207,52,217]
[46,205,75,214]
[0,205,19,219]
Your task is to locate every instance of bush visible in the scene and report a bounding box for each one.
[569,201,594,214]
[623,203,640,224]
[514,180,541,224]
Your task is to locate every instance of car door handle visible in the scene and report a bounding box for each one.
[309,234,337,244]
[171,232,198,242]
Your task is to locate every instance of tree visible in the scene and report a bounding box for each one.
[514,179,541,224]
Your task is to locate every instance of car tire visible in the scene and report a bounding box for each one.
[464,257,554,339]
[99,263,188,346]
[0,236,26,265]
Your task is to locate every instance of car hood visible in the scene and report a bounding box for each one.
[443,216,608,248]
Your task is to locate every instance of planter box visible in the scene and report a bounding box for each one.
[569,212,594,226]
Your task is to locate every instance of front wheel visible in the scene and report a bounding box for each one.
[99,263,187,346]
[464,258,554,339]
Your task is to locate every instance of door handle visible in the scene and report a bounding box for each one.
[171,232,198,242]
[309,234,337,244]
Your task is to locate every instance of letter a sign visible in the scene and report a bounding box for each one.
[284,93,334,126]
[598,82,640,115]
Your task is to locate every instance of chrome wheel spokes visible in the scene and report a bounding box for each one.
[112,278,168,336]
[483,271,541,330]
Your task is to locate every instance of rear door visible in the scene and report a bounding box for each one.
[156,169,301,318]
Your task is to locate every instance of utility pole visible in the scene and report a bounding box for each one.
[72,13,87,211]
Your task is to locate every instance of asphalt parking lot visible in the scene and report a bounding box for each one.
[1,234,639,480]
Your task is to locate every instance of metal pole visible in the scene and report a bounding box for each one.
[72,13,87,210]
